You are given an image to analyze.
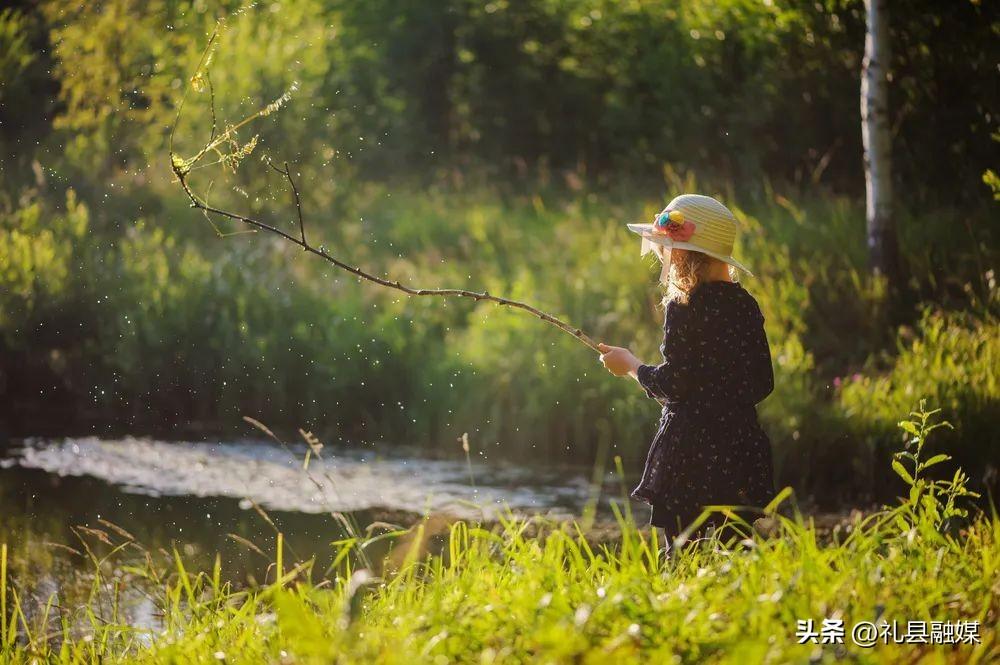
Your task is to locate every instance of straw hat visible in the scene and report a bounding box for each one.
[626,194,752,276]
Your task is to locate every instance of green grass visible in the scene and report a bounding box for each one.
[1,407,997,663]
[839,309,1000,487]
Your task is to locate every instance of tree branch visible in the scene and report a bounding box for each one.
[264,158,307,246]
[168,21,600,353]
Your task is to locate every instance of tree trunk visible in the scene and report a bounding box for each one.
[861,0,901,288]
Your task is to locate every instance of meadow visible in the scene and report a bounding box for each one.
[1,407,997,663]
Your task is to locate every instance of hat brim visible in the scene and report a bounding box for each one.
[626,223,753,276]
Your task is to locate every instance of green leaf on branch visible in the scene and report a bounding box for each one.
[891,460,914,485]
[918,454,951,472]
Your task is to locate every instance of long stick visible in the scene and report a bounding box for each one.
[168,23,600,353]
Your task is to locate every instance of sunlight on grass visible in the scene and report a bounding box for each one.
[1,406,996,663]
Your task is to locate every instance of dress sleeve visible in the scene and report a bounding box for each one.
[740,301,774,404]
[635,301,693,402]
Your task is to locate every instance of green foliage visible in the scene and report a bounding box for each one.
[0,10,37,108]
[890,404,980,532]
[0,189,88,340]
[40,0,195,177]
[0,412,996,662]
[839,310,1000,491]
[0,6,55,172]
[300,0,996,202]
[12,0,996,199]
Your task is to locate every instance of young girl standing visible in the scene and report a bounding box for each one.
[598,194,775,540]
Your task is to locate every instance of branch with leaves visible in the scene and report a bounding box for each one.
[167,22,600,352]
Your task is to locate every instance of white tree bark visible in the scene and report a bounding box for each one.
[861,0,899,284]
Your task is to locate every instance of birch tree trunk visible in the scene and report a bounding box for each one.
[861,0,900,287]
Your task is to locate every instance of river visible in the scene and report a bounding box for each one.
[1,436,626,582]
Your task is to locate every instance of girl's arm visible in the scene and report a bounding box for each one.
[631,347,691,402]
[598,304,691,401]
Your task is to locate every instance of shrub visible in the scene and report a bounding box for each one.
[839,309,1000,498]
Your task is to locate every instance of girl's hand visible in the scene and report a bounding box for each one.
[597,343,642,377]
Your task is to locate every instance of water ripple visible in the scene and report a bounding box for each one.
[12,437,592,519]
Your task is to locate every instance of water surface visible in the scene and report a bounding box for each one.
[1,436,617,579]
[8,436,597,518]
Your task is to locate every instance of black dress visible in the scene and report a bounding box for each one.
[632,280,775,537]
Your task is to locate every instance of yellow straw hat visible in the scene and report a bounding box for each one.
[626,194,752,276]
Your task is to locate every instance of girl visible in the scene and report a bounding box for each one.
[598,194,774,542]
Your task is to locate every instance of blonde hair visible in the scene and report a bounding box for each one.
[661,250,736,305]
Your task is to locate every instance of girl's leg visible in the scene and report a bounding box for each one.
[652,501,719,542]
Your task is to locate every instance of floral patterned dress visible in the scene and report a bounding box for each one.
[631,280,775,535]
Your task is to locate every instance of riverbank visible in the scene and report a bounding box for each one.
[3,413,995,662]
[2,486,995,663]
[0,412,1000,663]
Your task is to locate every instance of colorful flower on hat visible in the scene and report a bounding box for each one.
[653,209,695,242]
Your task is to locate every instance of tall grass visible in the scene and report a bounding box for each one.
[1,406,997,663]
[1,543,7,651]
[839,309,1000,490]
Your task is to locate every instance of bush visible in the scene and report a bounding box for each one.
[839,309,1000,498]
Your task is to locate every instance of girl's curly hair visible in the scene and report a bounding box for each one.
[661,250,736,305]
